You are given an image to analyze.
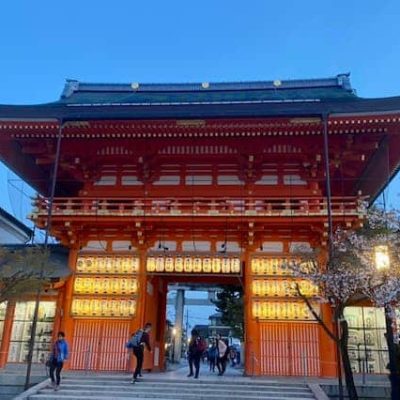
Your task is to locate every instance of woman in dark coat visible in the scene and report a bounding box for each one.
[187,329,204,379]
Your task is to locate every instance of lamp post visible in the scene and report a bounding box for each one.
[171,327,177,363]
[374,245,399,400]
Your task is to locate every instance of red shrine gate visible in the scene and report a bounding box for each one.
[0,75,400,376]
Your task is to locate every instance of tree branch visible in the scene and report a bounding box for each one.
[295,283,338,343]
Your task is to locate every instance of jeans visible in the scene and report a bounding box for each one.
[188,354,201,378]
[49,360,64,386]
[217,356,227,375]
[133,346,144,379]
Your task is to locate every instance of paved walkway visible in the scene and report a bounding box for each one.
[162,360,243,380]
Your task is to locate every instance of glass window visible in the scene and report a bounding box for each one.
[344,307,388,374]
[8,301,56,363]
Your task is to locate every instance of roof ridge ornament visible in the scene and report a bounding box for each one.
[273,80,282,87]
[61,79,79,98]
[131,82,140,90]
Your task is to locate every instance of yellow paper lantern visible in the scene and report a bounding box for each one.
[193,257,202,273]
[147,257,156,272]
[231,258,241,274]
[184,257,193,272]
[221,258,230,273]
[203,257,211,273]
[212,258,221,273]
[165,257,174,272]
[175,257,183,272]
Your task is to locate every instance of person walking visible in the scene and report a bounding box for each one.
[48,331,69,391]
[216,333,228,376]
[208,338,217,372]
[187,329,205,379]
[126,322,152,384]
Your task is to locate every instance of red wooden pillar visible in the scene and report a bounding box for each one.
[244,249,261,376]
[317,248,337,377]
[0,301,16,368]
[128,247,148,372]
[52,288,64,342]
[319,303,338,377]
[155,279,168,371]
[60,247,78,370]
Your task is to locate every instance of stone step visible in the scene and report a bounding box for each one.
[58,382,311,393]
[37,387,314,398]
[30,395,315,400]
[60,376,310,388]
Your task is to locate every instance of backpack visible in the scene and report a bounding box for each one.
[127,329,143,348]
[196,337,207,354]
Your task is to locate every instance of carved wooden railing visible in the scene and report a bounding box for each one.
[30,196,367,219]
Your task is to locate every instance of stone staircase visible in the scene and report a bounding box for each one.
[26,375,318,400]
[0,363,46,400]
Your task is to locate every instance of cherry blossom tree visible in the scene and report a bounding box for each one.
[289,207,400,400]
[0,246,52,303]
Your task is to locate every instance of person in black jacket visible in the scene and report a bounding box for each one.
[127,322,152,384]
[187,329,204,379]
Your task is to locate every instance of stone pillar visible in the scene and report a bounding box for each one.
[173,289,185,363]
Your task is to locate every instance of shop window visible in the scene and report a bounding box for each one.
[8,301,56,363]
[344,307,389,374]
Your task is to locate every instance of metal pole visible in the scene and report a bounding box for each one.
[24,120,63,390]
[322,114,344,400]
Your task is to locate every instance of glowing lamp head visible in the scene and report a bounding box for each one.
[172,328,177,336]
[375,245,390,270]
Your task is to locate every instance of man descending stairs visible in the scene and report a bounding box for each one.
[26,375,319,400]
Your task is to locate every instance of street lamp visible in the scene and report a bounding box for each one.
[171,327,177,363]
[375,245,390,271]
[374,245,399,400]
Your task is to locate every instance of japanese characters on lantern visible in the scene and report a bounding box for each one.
[251,256,318,321]
[145,255,242,274]
[71,298,136,317]
[252,301,317,320]
[76,256,139,274]
[72,255,139,318]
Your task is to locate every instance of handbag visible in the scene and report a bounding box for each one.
[45,354,53,367]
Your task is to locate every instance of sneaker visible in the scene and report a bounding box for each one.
[50,381,56,389]
[131,379,136,384]
[187,373,193,377]
[54,385,60,391]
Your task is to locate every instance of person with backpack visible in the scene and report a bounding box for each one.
[216,333,229,376]
[48,331,69,391]
[126,322,152,384]
[187,329,205,379]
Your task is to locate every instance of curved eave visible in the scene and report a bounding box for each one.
[1,96,400,121]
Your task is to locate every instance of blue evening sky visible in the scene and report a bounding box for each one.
[0,1,399,324]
